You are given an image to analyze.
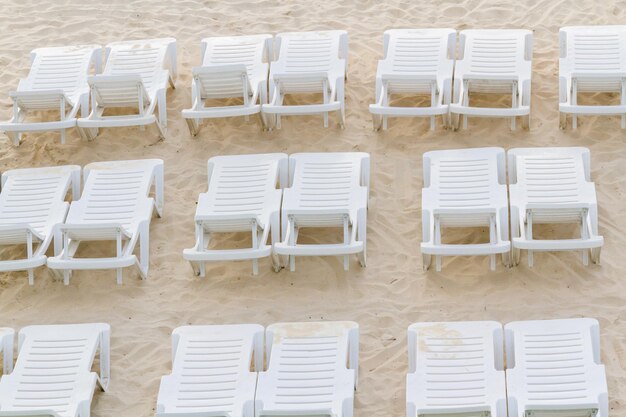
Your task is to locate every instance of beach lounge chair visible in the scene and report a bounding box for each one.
[256,321,359,417]
[421,147,510,271]
[0,165,80,285]
[274,153,369,271]
[47,159,164,284]
[505,318,608,417]
[182,154,287,276]
[156,324,264,417]
[77,38,176,140]
[508,147,603,267]
[450,29,532,130]
[559,26,626,129]
[182,35,273,135]
[407,321,507,417]
[0,323,110,417]
[263,30,348,129]
[370,29,455,131]
[0,327,14,374]
[0,45,101,145]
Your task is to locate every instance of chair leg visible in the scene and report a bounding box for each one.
[288,216,296,272]
[434,217,442,272]
[343,215,349,271]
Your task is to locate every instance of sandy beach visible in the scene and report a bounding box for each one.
[0,0,625,416]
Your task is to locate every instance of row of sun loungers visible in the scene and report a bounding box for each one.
[2,26,625,144]
[0,153,368,283]
[422,147,603,271]
[0,319,608,417]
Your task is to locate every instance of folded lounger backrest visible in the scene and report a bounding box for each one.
[156,324,264,417]
[0,323,110,417]
[559,26,626,128]
[256,321,359,417]
[0,165,80,284]
[421,147,510,271]
[507,147,603,266]
[407,321,507,417]
[505,318,608,417]
[370,28,456,130]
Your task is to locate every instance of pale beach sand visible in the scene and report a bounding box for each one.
[0,1,625,416]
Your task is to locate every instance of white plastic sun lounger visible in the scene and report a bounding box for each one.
[182,35,273,135]
[156,324,263,417]
[450,29,532,130]
[47,159,164,285]
[407,321,507,417]
[274,153,369,272]
[559,26,626,129]
[0,323,110,417]
[505,318,608,417]
[370,29,455,131]
[256,321,359,417]
[183,154,287,277]
[508,147,603,267]
[263,30,348,129]
[421,147,510,271]
[0,328,14,374]
[77,38,177,140]
[0,45,101,145]
[0,165,80,285]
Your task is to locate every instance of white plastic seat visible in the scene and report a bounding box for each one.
[450,29,532,130]
[370,29,455,131]
[406,321,507,417]
[77,38,176,140]
[46,159,164,284]
[0,328,14,375]
[421,147,510,271]
[182,154,287,276]
[156,324,264,417]
[182,35,273,135]
[274,153,369,271]
[0,45,101,145]
[263,30,348,129]
[559,26,626,129]
[0,165,80,285]
[508,147,603,267]
[256,321,359,417]
[505,318,608,417]
[0,323,110,417]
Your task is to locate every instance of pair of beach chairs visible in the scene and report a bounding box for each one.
[408,318,608,417]
[0,322,358,417]
[422,147,603,271]
[183,152,369,275]
[0,38,177,144]
[183,30,348,134]
[0,160,163,284]
[370,28,533,131]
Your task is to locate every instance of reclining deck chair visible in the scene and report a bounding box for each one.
[156,324,263,417]
[77,38,176,140]
[370,29,455,131]
[0,327,14,374]
[421,147,510,271]
[274,153,369,271]
[559,26,626,129]
[263,30,348,129]
[508,147,603,267]
[505,318,608,417]
[182,35,272,135]
[450,29,532,130]
[47,159,164,284]
[0,45,101,145]
[182,153,287,276]
[0,165,80,285]
[256,321,359,417]
[0,323,110,417]
[407,321,507,417]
